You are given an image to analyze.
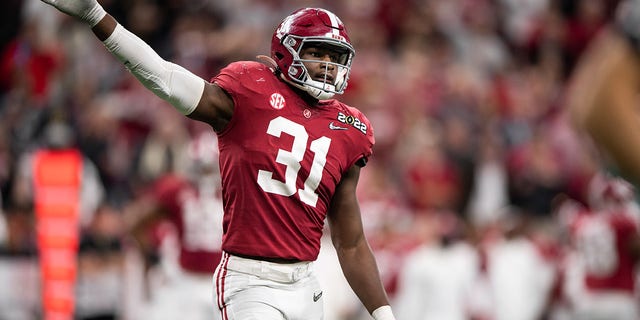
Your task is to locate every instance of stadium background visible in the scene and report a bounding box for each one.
[0,0,631,319]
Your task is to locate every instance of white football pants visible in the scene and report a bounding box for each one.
[213,252,324,320]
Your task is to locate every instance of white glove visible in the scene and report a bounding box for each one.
[40,0,107,27]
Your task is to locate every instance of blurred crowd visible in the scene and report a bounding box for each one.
[0,0,638,319]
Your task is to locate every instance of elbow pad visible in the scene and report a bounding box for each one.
[103,24,205,115]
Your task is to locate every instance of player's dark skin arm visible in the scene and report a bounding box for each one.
[91,14,234,132]
[327,164,390,314]
[569,28,640,186]
[124,196,167,260]
[121,195,169,298]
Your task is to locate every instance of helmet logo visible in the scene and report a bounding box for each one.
[276,10,306,39]
[269,93,286,110]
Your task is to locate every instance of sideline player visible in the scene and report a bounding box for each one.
[567,0,640,187]
[558,173,640,320]
[126,132,223,320]
[566,2,640,318]
[38,1,396,319]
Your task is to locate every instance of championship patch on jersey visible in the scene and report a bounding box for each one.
[336,112,367,134]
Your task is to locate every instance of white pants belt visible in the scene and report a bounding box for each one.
[224,252,312,283]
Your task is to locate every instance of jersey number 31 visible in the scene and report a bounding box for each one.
[257,116,330,207]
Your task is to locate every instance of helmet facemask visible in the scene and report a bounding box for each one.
[280,35,354,100]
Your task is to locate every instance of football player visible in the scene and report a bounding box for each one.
[559,173,640,320]
[39,1,396,319]
[126,132,223,320]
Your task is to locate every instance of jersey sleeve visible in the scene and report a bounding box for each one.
[348,105,375,168]
[211,61,275,136]
[212,61,271,101]
[211,62,241,98]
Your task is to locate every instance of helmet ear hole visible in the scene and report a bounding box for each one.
[275,52,284,60]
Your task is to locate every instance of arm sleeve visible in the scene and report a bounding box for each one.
[103,24,205,115]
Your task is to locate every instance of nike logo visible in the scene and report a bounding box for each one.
[313,291,323,302]
[329,122,347,130]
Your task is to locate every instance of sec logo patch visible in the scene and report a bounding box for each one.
[270,93,286,110]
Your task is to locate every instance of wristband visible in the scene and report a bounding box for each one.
[83,4,107,27]
[371,305,395,320]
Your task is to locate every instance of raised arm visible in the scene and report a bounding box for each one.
[40,0,234,132]
[568,27,640,186]
[327,164,396,320]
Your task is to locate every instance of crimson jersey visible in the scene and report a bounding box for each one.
[212,61,374,261]
[569,209,639,293]
[152,174,224,273]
